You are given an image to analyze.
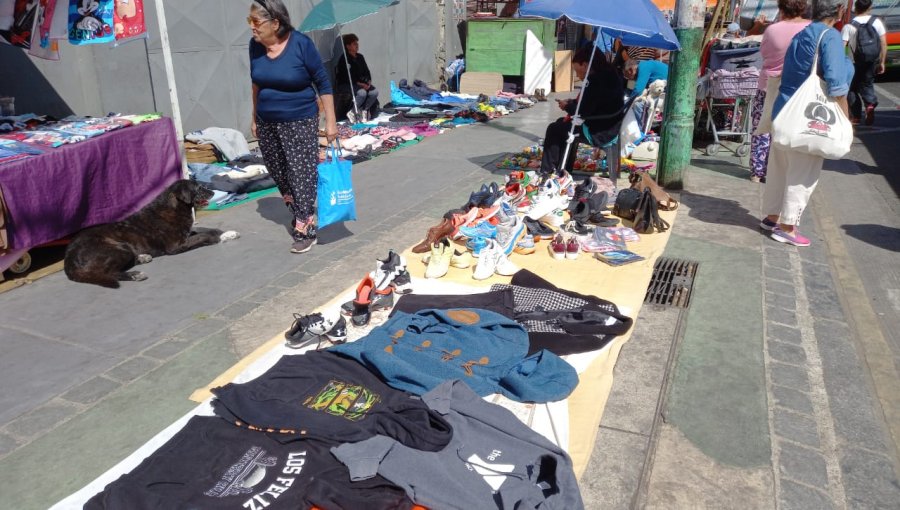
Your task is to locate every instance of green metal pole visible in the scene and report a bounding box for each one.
[657,0,707,189]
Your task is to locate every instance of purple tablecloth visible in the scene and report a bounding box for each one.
[0,118,182,252]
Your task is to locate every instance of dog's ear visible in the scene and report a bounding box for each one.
[174,181,195,205]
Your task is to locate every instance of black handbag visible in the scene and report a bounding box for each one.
[632,188,671,234]
[613,188,642,220]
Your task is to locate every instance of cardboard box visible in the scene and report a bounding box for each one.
[554,50,573,92]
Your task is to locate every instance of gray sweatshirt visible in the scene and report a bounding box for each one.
[332,380,584,510]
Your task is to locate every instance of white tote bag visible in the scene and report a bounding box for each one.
[754,75,781,135]
[771,31,853,159]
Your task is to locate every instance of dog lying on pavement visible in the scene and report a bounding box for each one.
[64,179,239,288]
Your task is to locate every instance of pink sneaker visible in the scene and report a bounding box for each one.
[771,227,810,247]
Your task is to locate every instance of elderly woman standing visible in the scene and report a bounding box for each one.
[748,0,810,183]
[249,0,338,254]
[761,0,853,247]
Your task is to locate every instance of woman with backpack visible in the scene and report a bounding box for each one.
[841,0,888,125]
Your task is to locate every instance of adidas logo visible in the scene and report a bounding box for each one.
[465,453,515,492]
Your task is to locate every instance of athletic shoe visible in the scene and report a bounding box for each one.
[459,221,498,239]
[473,240,518,280]
[285,312,324,346]
[425,238,454,279]
[563,220,592,236]
[540,210,565,228]
[759,217,777,231]
[565,235,581,260]
[372,250,406,291]
[514,234,536,255]
[770,227,811,247]
[391,269,414,294]
[524,217,555,240]
[466,235,489,255]
[865,104,875,126]
[285,311,346,348]
[495,215,526,255]
[524,192,567,220]
[290,237,317,254]
[548,233,566,260]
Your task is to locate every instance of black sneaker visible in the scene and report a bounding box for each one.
[524,217,555,240]
[391,269,414,294]
[371,288,395,312]
[564,220,593,236]
[323,315,348,344]
[285,312,324,347]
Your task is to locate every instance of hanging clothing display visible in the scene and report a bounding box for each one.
[84,416,417,510]
[333,380,585,510]
[9,0,39,48]
[68,0,114,45]
[112,0,144,42]
[28,0,60,60]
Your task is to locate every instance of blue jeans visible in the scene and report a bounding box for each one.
[355,87,379,112]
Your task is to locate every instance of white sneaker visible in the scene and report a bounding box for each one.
[473,240,518,280]
[495,216,526,255]
[346,111,357,124]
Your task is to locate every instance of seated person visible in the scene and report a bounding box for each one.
[540,47,625,175]
[623,59,669,126]
[335,33,378,121]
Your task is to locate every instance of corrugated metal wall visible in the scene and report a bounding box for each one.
[1,0,457,135]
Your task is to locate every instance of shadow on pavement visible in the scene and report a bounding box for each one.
[317,222,354,245]
[681,190,761,230]
[690,157,749,179]
[841,224,900,252]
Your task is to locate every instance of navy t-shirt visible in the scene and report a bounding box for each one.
[250,30,333,122]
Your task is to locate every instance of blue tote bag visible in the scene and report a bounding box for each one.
[317,144,356,229]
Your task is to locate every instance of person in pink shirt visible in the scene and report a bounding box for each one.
[748,0,810,183]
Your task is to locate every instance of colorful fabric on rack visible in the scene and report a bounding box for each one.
[68,0,114,45]
[112,0,144,41]
[28,0,60,60]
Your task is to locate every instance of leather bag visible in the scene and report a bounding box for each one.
[612,187,642,220]
[629,171,679,211]
[632,188,671,234]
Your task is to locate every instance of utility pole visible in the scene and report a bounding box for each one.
[656,0,706,189]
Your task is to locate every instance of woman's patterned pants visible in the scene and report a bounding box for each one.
[749,90,771,179]
[256,117,319,240]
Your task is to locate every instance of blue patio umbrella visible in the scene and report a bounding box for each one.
[519,0,681,167]
[299,0,399,119]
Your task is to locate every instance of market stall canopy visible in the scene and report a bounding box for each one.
[298,0,399,32]
[651,0,717,9]
[518,0,681,50]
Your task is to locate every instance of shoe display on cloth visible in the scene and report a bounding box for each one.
[422,248,473,269]
[770,227,811,247]
[524,217,555,240]
[565,235,581,260]
[540,210,565,228]
[290,237,317,254]
[514,234,536,255]
[524,193,567,221]
[372,250,407,291]
[425,238,454,279]
[759,217,777,231]
[549,233,566,260]
[865,104,875,126]
[473,240,519,280]
[391,269,414,294]
[495,215,526,255]
[412,218,455,253]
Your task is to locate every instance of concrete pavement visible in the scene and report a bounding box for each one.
[1,83,899,508]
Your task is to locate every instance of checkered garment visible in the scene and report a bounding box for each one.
[491,284,619,334]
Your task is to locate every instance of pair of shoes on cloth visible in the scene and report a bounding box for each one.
[285,311,347,349]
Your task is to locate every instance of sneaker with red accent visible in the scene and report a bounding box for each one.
[549,233,566,260]
[770,227,810,247]
[565,235,581,260]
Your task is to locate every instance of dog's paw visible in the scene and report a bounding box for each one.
[136,254,153,264]
[126,270,148,281]
[220,230,240,242]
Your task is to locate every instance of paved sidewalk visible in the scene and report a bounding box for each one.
[2,88,899,509]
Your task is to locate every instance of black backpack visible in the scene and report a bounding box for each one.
[851,17,882,63]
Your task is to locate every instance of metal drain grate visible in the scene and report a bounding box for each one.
[644,258,699,308]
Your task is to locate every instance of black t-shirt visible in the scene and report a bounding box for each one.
[85,416,414,510]
[212,351,453,451]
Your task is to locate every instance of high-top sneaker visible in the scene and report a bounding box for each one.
[391,268,414,294]
[372,250,407,291]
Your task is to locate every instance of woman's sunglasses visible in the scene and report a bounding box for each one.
[246,17,271,28]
